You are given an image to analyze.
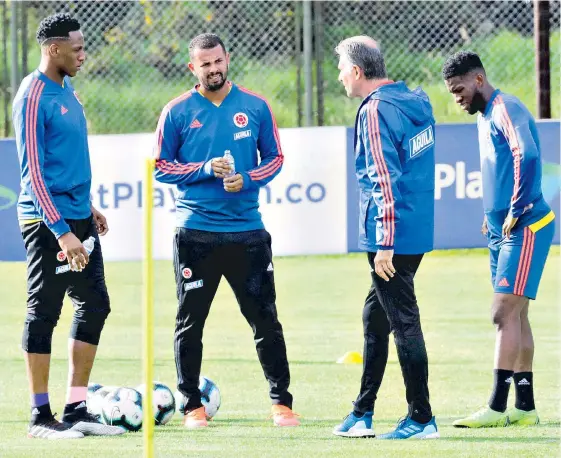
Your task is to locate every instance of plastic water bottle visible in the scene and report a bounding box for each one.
[83,236,96,255]
[223,150,235,177]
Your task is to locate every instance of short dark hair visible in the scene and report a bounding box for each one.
[36,13,81,45]
[335,39,387,80]
[188,33,227,58]
[442,51,485,79]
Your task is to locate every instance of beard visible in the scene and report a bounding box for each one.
[468,90,486,115]
[203,68,228,91]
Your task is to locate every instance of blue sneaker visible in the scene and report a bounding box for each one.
[378,416,439,440]
[333,411,375,437]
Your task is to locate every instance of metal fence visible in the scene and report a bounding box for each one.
[1,0,559,137]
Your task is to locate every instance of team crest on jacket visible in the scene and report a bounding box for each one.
[233,112,248,128]
[56,251,67,262]
[182,268,193,279]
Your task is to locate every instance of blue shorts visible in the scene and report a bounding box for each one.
[489,212,555,300]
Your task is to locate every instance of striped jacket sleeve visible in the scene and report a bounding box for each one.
[492,96,540,218]
[12,79,70,239]
[361,100,402,250]
[241,98,284,191]
[153,104,213,185]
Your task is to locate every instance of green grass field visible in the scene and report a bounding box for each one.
[0,249,559,457]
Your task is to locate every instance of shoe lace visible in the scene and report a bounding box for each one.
[396,416,408,428]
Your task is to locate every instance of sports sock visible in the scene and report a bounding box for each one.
[514,372,535,411]
[488,369,513,413]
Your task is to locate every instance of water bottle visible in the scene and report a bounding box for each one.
[223,150,235,177]
[83,236,96,255]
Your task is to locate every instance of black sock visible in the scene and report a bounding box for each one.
[488,369,513,413]
[63,400,87,416]
[30,403,53,422]
[514,372,535,411]
[352,410,365,418]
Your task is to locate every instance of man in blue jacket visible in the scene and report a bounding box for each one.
[12,13,124,438]
[332,36,438,439]
[153,33,299,428]
[443,51,554,428]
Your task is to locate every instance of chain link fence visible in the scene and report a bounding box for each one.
[1,0,559,137]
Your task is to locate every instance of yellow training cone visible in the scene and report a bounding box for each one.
[337,351,363,364]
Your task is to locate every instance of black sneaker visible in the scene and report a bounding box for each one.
[28,413,84,439]
[62,406,126,436]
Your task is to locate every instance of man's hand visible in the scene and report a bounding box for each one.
[58,232,89,271]
[502,213,518,239]
[211,158,233,178]
[481,215,488,236]
[374,249,395,282]
[224,173,243,193]
[91,205,109,236]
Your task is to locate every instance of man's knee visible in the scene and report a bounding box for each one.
[491,294,524,329]
[22,310,61,354]
[70,292,111,345]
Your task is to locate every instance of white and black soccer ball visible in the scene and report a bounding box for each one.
[101,387,143,432]
[87,385,118,420]
[174,376,221,419]
[136,382,176,426]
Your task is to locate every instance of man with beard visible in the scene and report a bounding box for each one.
[443,51,554,428]
[153,33,299,429]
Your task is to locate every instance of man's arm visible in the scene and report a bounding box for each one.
[12,81,70,239]
[494,99,540,219]
[153,105,214,185]
[362,100,403,251]
[240,98,284,191]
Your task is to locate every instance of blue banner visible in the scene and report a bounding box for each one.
[346,121,560,252]
[0,139,26,261]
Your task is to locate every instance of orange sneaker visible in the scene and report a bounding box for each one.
[271,405,300,427]
[184,407,208,429]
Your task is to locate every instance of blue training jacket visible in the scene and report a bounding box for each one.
[477,89,553,236]
[354,80,435,254]
[12,70,92,239]
[153,82,283,232]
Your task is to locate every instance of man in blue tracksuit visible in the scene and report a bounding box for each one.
[153,33,299,428]
[332,36,438,439]
[12,13,123,439]
[443,51,554,428]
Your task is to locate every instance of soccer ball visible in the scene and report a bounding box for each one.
[174,376,221,419]
[101,387,143,432]
[87,385,118,420]
[136,382,176,426]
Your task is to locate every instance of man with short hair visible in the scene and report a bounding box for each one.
[443,51,554,428]
[154,33,299,429]
[12,13,124,438]
[332,36,438,439]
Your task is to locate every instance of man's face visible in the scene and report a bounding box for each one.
[337,54,360,98]
[51,30,86,77]
[445,72,485,115]
[189,45,229,91]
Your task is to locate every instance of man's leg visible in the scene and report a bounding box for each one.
[21,221,83,439]
[174,229,222,426]
[455,222,553,428]
[333,253,389,437]
[63,220,122,436]
[222,230,298,426]
[353,252,391,414]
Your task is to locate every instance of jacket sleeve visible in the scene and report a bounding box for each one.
[12,81,70,239]
[241,99,284,191]
[361,100,402,250]
[493,101,540,218]
[153,104,214,185]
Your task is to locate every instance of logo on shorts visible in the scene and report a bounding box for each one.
[182,268,193,279]
[56,251,67,262]
[498,277,510,287]
[184,280,203,291]
[267,262,274,272]
[233,112,248,128]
